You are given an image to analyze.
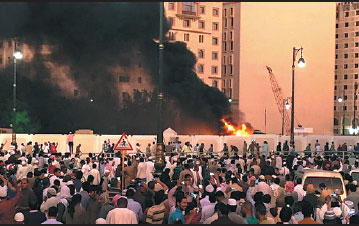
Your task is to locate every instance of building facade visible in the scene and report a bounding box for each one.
[0,39,16,70]
[334,2,359,135]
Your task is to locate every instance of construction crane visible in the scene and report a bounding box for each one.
[266,66,291,135]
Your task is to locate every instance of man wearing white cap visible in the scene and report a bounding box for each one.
[200,185,214,208]
[228,198,248,224]
[14,212,24,224]
[16,161,30,180]
[40,188,60,213]
[255,175,271,195]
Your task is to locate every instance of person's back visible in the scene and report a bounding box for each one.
[106,198,138,224]
[137,160,147,179]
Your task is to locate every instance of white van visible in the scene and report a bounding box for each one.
[301,169,347,201]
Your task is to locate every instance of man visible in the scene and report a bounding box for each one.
[136,158,147,182]
[241,201,258,224]
[146,191,166,224]
[126,188,143,223]
[0,177,22,224]
[302,184,319,208]
[293,178,305,201]
[106,198,138,224]
[179,164,194,182]
[255,175,271,195]
[346,184,359,213]
[298,201,319,224]
[87,186,101,224]
[24,201,47,224]
[145,157,155,183]
[76,144,81,155]
[150,142,156,157]
[227,198,247,224]
[89,163,101,185]
[25,142,33,156]
[67,132,74,155]
[200,192,217,223]
[123,160,136,188]
[168,191,196,224]
[40,188,60,213]
[16,178,37,212]
[50,168,62,186]
[42,206,62,224]
[146,143,151,157]
[255,202,272,224]
[211,202,236,224]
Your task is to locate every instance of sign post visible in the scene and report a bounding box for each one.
[114,133,133,191]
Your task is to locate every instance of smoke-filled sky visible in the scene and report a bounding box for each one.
[0,2,233,134]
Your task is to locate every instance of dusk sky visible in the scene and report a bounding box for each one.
[239,2,336,135]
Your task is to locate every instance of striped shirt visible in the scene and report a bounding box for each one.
[146,203,166,224]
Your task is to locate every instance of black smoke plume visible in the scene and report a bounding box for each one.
[0,2,233,134]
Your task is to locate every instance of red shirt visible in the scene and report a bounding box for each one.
[0,189,21,224]
[50,145,57,153]
[49,165,56,174]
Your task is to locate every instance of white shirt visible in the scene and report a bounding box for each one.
[200,202,216,223]
[81,164,91,179]
[40,196,60,213]
[294,184,306,201]
[145,161,155,182]
[255,182,271,195]
[137,162,147,179]
[50,176,61,187]
[106,208,138,224]
[276,156,282,168]
[42,218,63,224]
[200,196,210,208]
[89,168,101,185]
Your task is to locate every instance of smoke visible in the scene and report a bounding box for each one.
[0,2,234,134]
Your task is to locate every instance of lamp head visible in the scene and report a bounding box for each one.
[285,102,291,110]
[228,98,232,103]
[298,57,305,68]
[338,97,343,103]
[14,51,23,60]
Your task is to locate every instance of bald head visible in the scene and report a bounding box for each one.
[306,184,315,193]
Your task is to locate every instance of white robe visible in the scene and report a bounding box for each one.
[145,161,155,183]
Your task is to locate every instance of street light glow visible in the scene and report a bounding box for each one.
[229,98,232,103]
[14,51,23,60]
[298,57,305,68]
[285,102,290,110]
[338,97,343,103]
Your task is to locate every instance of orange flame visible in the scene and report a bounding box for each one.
[221,118,254,137]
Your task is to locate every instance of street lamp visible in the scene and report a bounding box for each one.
[154,2,166,174]
[290,46,305,150]
[353,82,358,135]
[12,40,22,145]
[338,90,346,135]
[228,98,232,103]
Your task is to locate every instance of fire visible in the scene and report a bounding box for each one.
[221,118,254,137]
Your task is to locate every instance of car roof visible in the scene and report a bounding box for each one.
[303,169,343,178]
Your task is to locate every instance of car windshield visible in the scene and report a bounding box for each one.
[352,172,359,182]
[304,177,343,194]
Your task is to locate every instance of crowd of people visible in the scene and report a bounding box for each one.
[1,138,359,224]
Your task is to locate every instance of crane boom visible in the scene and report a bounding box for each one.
[265,66,291,135]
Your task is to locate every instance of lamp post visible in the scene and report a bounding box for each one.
[338,95,345,135]
[282,97,291,136]
[11,40,23,145]
[154,2,166,174]
[353,82,358,135]
[290,47,305,150]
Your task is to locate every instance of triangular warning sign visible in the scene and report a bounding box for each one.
[114,133,133,151]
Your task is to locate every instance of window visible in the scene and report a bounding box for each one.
[228,88,232,98]
[182,2,195,13]
[334,118,339,125]
[224,9,227,17]
[198,21,205,29]
[223,32,227,41]
[224,41,227,51]
[334,86,337,90]
[356,42,359,47]
[231,17,234,27]
[356,106,358,111]
[183,20,190,27]
[356,32,359,37]
[199,35,204,43]
[168,3,174,10]
[344,53,348,58]
[230,32,233,40]
[119,76,130,82]
[356,53,359,58]
[356,64,359,68]
[336,23,339,28]
[344,106,347,111]
[357,21,359,26]
[345,43,349,48]
[212,37,218,45]
[345,12,349,17]
[355,74,358,79]
[344,64,348,69]
[357,10,359,15]
[345,33,349,38]
[344,74,348,79]
[223,80,226,88]
[169,32,176,40]
[345,22,349,27]
[74,90,79,97]
[211,66,218,74]
[168,17,174,27]
[0,55,2,64]
[230,8,233,15]
[335,75,337,80]
[344,95,347,100]
[229,79,232,87]
[335,65,338,69]
[198,49,204,58]
[223,56,226,64]
[198,64,204,73]
[336,44,338,49]
[334,96,337,100]
[336,54,338,59]
[230,41,233,51]
[184,33,189,41]
[336,34,338,38]
[223,65,226,74]
[212,80,218,88]
[212,22,218,31]
[199,6,205,14]
[138,77,142,83]
[344,85,348,89]
[213,8,218,16]
[229,64,233,74]
[334,106,337,111]
[224,18,227,28]
[212,52,218,60]
[229,55,232,64]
